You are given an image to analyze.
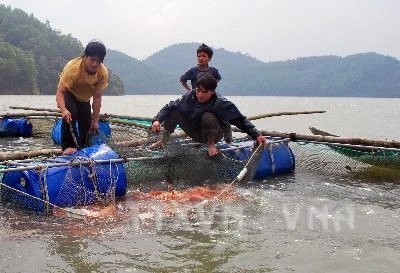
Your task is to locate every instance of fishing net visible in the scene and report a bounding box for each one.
[30,118,57,138]
[113,135,261,187]
[29,117,152,144]
[289,141,400,182]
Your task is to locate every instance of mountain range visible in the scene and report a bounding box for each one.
[105,43,400,97]
[1,4,400,97]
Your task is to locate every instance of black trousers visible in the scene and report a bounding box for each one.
[61,91,92,150]
[163,110,223,143]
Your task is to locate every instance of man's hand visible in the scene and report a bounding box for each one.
[61,109,72,123]
[180,81,191,92]
[152,120,161,132]
[256,135,267,146]
[90,120,99,134]
[207,144,219,157]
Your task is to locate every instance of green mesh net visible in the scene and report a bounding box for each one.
[289,142,400,182]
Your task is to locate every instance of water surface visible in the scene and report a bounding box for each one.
[1,95,399,273]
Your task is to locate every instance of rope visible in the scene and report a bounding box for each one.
[38,165,50,213]
[0,182,87,219]
[87,158,100,200]
[69,122,80,149]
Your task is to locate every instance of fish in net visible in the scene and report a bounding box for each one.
[289,141,400,182]
[113,134,263,187]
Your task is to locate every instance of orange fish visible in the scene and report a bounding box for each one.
[52,185,240,220]
[130,184,239,202]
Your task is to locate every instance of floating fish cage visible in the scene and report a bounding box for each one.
[0,137,295,211]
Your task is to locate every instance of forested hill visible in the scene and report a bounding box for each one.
[0,5,124,95]
[108,43,400,97]
[1,4,399,97]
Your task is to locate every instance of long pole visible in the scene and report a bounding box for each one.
[0,149,63,161]
[9,106,59,112]
[247,110,326,121]
[252,129,400,149]
[8,106,152,121]
[1,112,61,118]
[8,106,325,122]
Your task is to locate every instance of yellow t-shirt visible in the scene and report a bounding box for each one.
[58,57,109,102]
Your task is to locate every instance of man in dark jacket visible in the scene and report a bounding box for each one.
[151,75,266,157]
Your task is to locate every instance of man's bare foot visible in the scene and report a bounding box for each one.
[166,180,174,191]
[148,140,165,150]
[63,147,77,155]
[207,144,219,157]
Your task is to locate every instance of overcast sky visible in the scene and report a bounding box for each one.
[1,0,399,62]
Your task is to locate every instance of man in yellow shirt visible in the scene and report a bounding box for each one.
[56,40,109,155]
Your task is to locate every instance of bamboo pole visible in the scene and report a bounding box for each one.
[3,112,151,121]
[9,106,325,122]
[9,106,152,121]
[0,156,167,173]
[9,106,59,112]
[234,128,400,149]
[105,110,324,123]
[307,126,400,152]
[0,149,63,161]
[113,131,187,148]
[1,112,61,118]
[0,132,173,162]
[309,126,338,137]
[247,110,326,121]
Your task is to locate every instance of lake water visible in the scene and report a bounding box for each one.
[0,95,400,273]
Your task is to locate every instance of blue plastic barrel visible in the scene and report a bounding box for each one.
[221,140,295,180]
[51,119,111,146]
[88,122,112,146]
[0,118,33,137]
[1,144,127,212]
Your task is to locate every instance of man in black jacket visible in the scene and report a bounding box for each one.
[151,75,266,157]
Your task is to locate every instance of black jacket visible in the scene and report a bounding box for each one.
[154,90,260,139]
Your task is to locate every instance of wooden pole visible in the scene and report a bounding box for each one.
[9,106,153,121]
[241,128,400,149]
[309,126,338,137]
[9,106,325,122]
[9,106,59,112]
[247,110,326,121]
[0,132,185,162]
[0,148,62,161]
[104,110,326,125]
[1,112,61,118]
[113,131,186,148]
